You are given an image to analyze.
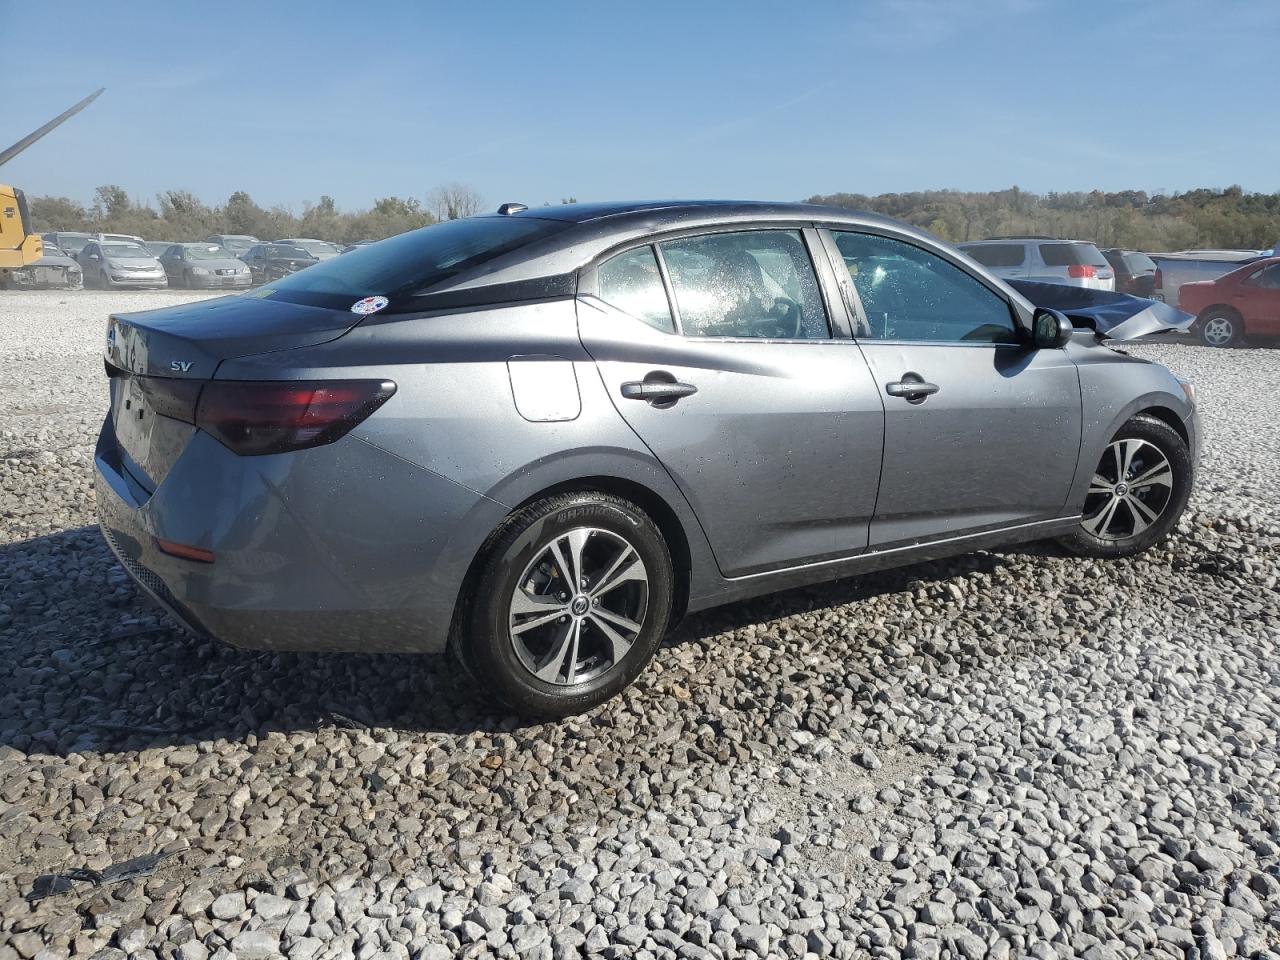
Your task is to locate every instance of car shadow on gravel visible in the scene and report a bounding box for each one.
[1,525,1025,757]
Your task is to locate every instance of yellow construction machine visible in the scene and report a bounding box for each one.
[0,88,104,268]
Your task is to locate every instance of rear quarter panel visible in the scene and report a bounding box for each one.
[215,299,720,616]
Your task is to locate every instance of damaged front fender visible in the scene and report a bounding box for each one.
[1009,280,1194,340]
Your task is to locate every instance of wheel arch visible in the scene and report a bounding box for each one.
[1196,303,1242,323]
[1134,405,1189,448]
[447,473,702,659]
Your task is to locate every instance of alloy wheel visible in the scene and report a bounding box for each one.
[1082,438,1174,541]
[1201,316,1235,346]
[508,527,649,685]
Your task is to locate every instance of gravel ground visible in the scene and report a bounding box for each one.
[1,289,1278,960]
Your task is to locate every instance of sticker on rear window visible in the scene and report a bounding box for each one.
[350,295,389,315]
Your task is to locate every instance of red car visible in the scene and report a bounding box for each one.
[1178,256,1280,346]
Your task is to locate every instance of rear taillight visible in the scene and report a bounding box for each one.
[195,379,396,456]
[1067,264,1097,278]
[1153,267,1163,290]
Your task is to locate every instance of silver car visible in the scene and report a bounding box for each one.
[95,201,1198,716]
[958,237,1116,291]
[79,239,168,289]
[157,243,252,290]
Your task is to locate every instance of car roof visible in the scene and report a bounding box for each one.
[494,199,903,230]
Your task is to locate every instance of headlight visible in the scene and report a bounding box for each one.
[191,267,211,276]
[1176,377,1196,407]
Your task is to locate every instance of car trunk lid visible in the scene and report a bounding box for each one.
[105,293,363,491]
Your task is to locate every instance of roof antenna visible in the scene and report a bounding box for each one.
[497,202,528,215]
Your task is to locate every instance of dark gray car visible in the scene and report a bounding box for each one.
[95,201,1199,716]
[157,243,252,290]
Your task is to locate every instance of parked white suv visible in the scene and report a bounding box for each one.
[957,237,1115,291]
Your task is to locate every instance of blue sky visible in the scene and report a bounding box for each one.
[5,0,1278,213]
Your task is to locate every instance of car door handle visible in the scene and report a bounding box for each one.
[620,378,697,403]
[885,377,939,403]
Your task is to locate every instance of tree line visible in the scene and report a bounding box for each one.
[29,183,490,245]
[806,186,1280,251]
[28,183,1280,252]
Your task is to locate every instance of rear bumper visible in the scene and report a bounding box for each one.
[93,415,507,654]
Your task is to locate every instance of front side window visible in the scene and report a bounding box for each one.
[832,231,1018,344]
[597,246,674,333]
[659,230,829,339]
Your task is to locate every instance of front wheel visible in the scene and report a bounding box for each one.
[457,493,673,717]
[1057,414,1192,559]
[1198,309,1242,347]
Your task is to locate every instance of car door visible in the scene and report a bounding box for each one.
[578,227,885,578]
[822,228,1082,548]
[1231,263,1280,334]
[80,242,102,283]
[243,245,263,283]
[159,246,181,284]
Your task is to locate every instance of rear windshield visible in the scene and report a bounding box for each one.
[960,243,1025,268]
[265,217,570,300]
[1123,252,1157,273]
[1040,242,1108,267]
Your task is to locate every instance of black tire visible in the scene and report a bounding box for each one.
[1057,414,1192,559]
[1197,308,1242,347]
[457,492,673,717]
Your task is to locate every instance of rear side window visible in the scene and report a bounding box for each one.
[659,230,829,339]
[1251,264,1280,289]
[597,246,674,333]
[1040,242,1108,267]
[265,216,569,299]
[960,243,1026,268]
[833,231,1018,344]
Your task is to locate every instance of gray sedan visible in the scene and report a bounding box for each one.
[157,243,252,290]
[95,201,1199,717]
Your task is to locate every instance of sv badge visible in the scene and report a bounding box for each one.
[170,360,194,373]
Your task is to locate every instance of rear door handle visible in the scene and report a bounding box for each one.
[885,376,939,403]
[620,378,697,404]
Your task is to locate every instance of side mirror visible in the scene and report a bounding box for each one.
[1032,308,1073,349]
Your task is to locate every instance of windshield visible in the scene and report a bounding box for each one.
[265,245,314,259]
[286,239,340,256]
[55,235,91,254]
[1124,252,1157,273]
[266,217,569,299]
[219,237,255,253]
[145,242,173,256]
[185,244,231,260]
[102,241,152,259]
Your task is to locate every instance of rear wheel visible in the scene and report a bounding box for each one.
[458,492,673,717]
[1198,308,1242,347]
[1057,414,1192,559]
